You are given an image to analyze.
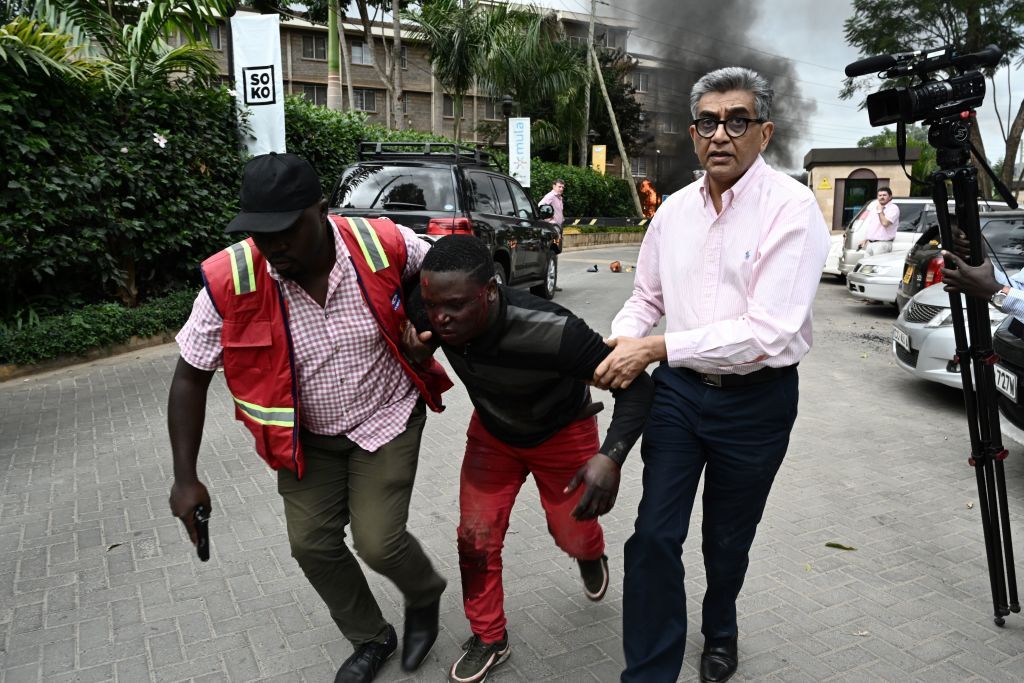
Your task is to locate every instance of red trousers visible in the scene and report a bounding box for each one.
[458,412,606,642]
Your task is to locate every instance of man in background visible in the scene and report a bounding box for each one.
[857,186,900,255]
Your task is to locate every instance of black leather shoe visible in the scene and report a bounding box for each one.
[700,637,738,683]
[401,596,441,671]
[335,624,397,683]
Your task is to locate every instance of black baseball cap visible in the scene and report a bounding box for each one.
[225,152,323,234]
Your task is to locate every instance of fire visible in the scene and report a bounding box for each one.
[639,178,660,218]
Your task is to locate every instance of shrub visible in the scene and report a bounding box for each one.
[528,160,635,217]
[0,68,243,316]
[284,95,451,194]
[0,289,198,366]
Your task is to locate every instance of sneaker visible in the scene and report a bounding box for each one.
[334,624,397,683]
[449,631,510,682]
[578,555,609,601]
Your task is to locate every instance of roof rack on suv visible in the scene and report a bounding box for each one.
[358,141,498,168]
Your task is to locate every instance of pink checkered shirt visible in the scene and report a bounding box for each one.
[176,220,430,451]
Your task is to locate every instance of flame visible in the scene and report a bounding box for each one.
[639,178,661,218]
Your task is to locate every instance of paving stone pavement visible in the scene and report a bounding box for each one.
[2,244,1023,683]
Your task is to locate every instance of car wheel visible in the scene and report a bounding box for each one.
[531,253,557,299]
[494,262,508,286]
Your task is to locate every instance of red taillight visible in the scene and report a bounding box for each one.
[924,255,944,287]
[427,217,473,235]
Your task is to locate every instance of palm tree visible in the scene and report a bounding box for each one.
[0,12,101,80]
[403,0,535,142]
[22,0,230,93]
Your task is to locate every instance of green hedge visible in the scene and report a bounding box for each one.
[0,68,243,318]
[284,95,451,196]
[528,160,635,218]
[0,289,197,366]
[568,225,647,234]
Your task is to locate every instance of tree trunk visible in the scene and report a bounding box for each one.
[590,46,642,216]
[391,0,404,130]
[355,0,396,129]
[327,0,342,110]
[454,95,463,142]
[337,6,354,110]
[1002,98,1024,193]
[578,0,596,167]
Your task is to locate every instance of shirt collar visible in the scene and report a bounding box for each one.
[698,154,767,208]
[264,219,348,282]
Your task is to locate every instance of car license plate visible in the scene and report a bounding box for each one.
[902,264,914,285]
[995,364,1017,402]
[893,326,911,353]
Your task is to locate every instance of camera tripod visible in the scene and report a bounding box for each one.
[925,115,1020,626]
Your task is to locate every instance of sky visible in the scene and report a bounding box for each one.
[537,0,1024,173]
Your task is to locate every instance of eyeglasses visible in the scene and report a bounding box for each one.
[692,116,766,139]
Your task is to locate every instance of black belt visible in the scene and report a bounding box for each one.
[680,363,797,388]
[867,239,891,243]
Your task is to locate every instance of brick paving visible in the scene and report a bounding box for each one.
[1,244,1023,682]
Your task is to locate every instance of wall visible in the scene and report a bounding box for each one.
[808,163,913,231]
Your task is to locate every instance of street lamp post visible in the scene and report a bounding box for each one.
[656,149,662,186]
[501,94,515,173]
[586,128,598,168]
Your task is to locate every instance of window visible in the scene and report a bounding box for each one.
[490,177,514,216]
[207,25,222,50]
[631,157,648,177]
[333,166,457,211]
[351,41,373,65]
[468,172,497,214]
[353,89,376,112]
[302,34,326,60]
[662,116,681,134]
[400,92,409,114]
[507,181,535,220]
[443,95,465,119]
[301,84,327,107]
[484,98,500,121]
[400,45,408,70]
[632,72,649,92]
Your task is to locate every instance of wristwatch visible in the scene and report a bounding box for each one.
[990,286,1011,310]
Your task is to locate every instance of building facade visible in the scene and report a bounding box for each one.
[803,147,921,230]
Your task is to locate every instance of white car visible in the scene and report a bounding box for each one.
[892,284,1008,389]
[840,198,1009,276]
[846,250,907,305]
[822,234,844,277]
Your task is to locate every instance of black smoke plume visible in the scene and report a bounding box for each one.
[609,0,812,191]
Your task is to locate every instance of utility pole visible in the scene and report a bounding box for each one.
[590,45,643,216]
[578,0,596,168]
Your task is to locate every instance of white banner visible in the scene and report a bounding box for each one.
[508,117,531,188]
[231,14,286,155]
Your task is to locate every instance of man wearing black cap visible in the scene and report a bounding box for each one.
[168,152,452,683]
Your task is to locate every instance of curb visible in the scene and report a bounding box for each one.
[0,332,176,383]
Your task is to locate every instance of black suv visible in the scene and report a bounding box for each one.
[328,142,561,299]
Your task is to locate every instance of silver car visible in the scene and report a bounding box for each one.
[846,250,906,305]
[892,283,1008,389]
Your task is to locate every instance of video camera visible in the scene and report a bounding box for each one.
[845,44,1001,126]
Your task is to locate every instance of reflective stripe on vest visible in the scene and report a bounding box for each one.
[226,241,257,295]
[343,217,391,272]
[232,397,295,427]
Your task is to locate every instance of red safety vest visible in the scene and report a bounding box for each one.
[201,215,451,478]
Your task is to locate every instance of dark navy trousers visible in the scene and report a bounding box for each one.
[621,363,799,682]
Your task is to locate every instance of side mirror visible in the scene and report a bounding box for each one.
[538,204,554,218]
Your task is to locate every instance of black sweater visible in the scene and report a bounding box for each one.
[411,285,653,465]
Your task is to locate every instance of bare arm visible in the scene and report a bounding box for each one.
[167,356,215,545]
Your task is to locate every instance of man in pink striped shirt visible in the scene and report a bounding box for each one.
[594,68,830,683]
